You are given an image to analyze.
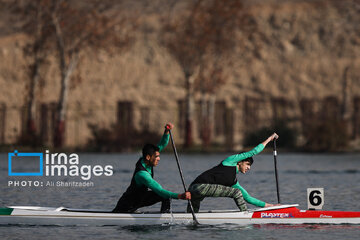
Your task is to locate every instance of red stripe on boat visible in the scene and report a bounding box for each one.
[252,207,360,219]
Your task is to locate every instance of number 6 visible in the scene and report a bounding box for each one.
[307,188,324,210]
[309,190,322,206]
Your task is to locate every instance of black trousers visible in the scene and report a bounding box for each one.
[112,191,171,213]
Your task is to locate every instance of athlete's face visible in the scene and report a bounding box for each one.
[238,161,251,174]
[147,151,160,167]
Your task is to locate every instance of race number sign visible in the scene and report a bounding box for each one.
[307,188,324,210]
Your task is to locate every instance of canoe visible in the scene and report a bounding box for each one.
[1,204,360,226]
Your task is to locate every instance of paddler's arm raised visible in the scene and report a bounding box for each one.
[261,133,279,147]
[156,123,173,152]
[222,133,279,167]
[222,144,264,167]
[135,171,190,200]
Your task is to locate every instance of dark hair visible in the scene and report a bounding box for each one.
[239,152,254,165]
[243,157,254,165]
[142,144,160,158]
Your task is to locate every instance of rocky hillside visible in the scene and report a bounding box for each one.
[0,0,359,150]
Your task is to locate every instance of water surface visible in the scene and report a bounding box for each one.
[1,152,360,239]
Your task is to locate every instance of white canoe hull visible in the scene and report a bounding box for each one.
[1,205,360,226]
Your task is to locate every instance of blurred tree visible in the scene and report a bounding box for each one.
[4,0,134,147]
[4,0,53,146]
[50,0,134,148]
[162,0,256,148]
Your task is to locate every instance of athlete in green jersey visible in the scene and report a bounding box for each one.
[113,123,191,213]
[187,133,279,213]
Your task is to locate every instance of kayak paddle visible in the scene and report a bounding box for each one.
[273,138,281,204]
[167,128,199,225]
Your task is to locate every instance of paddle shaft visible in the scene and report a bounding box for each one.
[168,129,199,224]
[273,139,281,204]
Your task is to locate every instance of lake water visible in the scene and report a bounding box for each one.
[1,151,360,239]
